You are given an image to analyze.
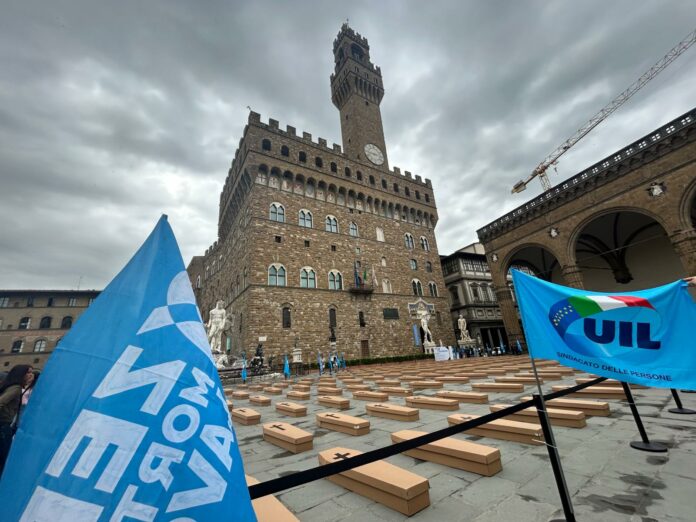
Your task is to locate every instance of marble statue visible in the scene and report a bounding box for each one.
[206,300,230,369]
[420,313,433,344]
[458,313,472,341]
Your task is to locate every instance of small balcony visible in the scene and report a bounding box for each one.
[348,283,374,295]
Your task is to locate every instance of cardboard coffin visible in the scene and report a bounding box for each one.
[489,404,587,428]
[576,378,647,389]
[518,372,562,380]
[246,475,300,522]
[495,376,543,384]
[520,396,611,417]
[551,385,626,400]
[231,407,261,425]
[291,384,311,392]
[317,395,350,410]
[346,384,373,391]
[410,381,444,390]
[366,402,419,422]
[286,390,311,401]
[434,376,470,384]
[317,386,343,396]
[316,412,370,436]
[249,384,264,391]
[435,391,488,404]
[374,379,401,386]
[264,387,283,395]
[390,430,502,476]
[378,386,411,397]
[471,382,525,392]
[263,422,313,454]
[318,447,430,516]
[447,414,544,445]
[276,401,308,418]
[352,390,389,402]
[275,382,289,389]
[231,390,250,400]
[405,396,459,411]
[249,395,272,406]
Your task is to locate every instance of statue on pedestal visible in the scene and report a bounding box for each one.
[458,313,472,342]
[206,300,230,370]
[420,313,433,344]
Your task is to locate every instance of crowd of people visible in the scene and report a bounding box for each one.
[0,365,38,479]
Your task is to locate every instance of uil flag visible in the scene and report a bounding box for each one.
[0,217,257,521]
[241,358,248,382]
[513,270,696,389]
[283,355,290,378]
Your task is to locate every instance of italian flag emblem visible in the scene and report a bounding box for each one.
[549,295,654,337]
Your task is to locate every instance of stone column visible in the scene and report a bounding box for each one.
[561,264,585,289]
[670,229,696,275]
[494,286,524,348]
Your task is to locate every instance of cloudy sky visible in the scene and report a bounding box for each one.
[2,1,695,289]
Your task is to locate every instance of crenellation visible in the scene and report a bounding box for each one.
[333,143,341,153]
[286,125,296,136]
[425,179,432,188]
[405,171,412,179]
[393,167,401,176]
[269,118,279,129]
[415,175,423,183]
[302,131,312,141]
[318,137,327,147]
[248,111,261,124]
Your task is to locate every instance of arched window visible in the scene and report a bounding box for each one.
[34,339,47,352]
[270,202,285,222]
[393,183,399,193]
[382,278,392,294]
[375,227,385,242]
[428,282,438,297]
[381,257,387,267]
[405,187,410,197]
[410,259,417,270]
[299,209,313,228]
[344,167,351,178]
[18,317,30,330]
[205,266,210,280]
[300,268,317,288]
[357,171,363,181]
[243,267,248,288]
[349,222,358,237]
[426,262,433,273]
[328,308,337,341]
[411,279,423,296]
[61,316,73,329]
[282,307,291,328]
[39,316,52,329]
[330,162,337,173]
[268,265,286,287]
[299,151,307,163]
[281,145,289,157]
[315,157,323,168]
[381,179,387,189]
[11,340,23,353]
[404,233,415,249]
[328,270,343,290]
[358,311,366,327]
[369,175,375,186]
[196,275,201,289]
[420,236,430,251]
[325,215,338,233]
[262,139,271,151]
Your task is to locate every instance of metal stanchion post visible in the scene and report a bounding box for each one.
[621,382,668,452]
[669,388,696,414]
[533,394,576,522]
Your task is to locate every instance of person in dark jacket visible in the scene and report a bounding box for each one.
[0,364,34,478]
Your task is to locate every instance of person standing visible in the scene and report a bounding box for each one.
[0,365,34,478]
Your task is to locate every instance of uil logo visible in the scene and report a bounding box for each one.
[548,295,661,356]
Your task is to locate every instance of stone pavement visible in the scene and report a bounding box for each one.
[235,364,696,521]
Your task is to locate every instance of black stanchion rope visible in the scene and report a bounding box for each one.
[247,375,606,499]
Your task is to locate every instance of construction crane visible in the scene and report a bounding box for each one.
[512,27,696,194]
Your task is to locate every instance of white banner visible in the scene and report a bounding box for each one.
[433,346,450,362]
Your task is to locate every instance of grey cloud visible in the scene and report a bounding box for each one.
[1,0,695,289]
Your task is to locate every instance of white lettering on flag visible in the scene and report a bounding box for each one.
[20,486,104,522]
[109,485,158,522]
[93,345,186,415]
[46,409,147,493]
[166,450,226,512]
[138,442,185,490]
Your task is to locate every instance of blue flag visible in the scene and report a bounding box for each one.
[513,270,696,389]
[283,355,290,378]
[318,353,324,375]
[241,358,247,382]
[0,217,256,521]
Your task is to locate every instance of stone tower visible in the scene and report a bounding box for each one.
[330,24,389,171]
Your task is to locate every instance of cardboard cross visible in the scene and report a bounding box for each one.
[326,414,341,419]
[333,452,352,460]
[237,409,246,413]
[270,424,286,430]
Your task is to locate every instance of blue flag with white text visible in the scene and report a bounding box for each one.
[513,270,696,389]
[283,355,290,378]
[0,216,257,521]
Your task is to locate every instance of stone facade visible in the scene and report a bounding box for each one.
[0,290,99,371]
[440,242,517,349]
[188,24,456,361]
[477,108,696,346]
